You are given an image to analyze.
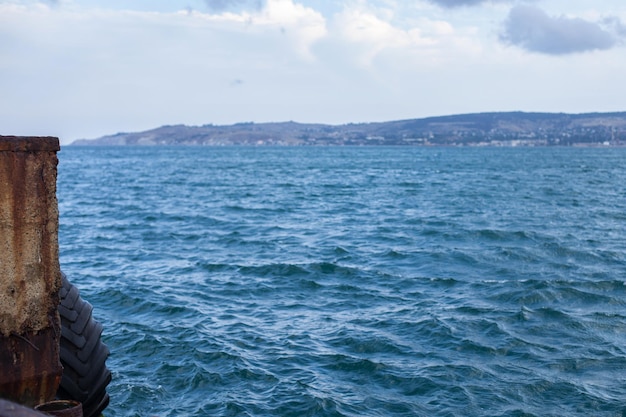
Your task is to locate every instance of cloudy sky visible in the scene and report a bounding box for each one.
[1,0,625,143]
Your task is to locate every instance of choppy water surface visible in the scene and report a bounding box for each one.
[57,146,626,416]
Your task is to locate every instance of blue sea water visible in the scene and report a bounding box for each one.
[57,146,626,417]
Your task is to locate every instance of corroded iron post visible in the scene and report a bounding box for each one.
[0,136,62,407]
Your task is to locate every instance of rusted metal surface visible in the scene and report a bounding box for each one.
[0,136,60,152]
[0,328,62,408]
[35,400,83,417]
[0,136,62,407]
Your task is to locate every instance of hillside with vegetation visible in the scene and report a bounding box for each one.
[71,112,626,146]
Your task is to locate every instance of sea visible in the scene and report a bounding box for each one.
[56,146,626,417]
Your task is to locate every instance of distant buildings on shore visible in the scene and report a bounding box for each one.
[72,111,626,147]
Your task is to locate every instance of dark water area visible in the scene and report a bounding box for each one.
[57,146,626,416]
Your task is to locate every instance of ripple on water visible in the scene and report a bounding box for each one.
[57,146,626,416]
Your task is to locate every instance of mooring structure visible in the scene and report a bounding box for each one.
[0,136,63,408]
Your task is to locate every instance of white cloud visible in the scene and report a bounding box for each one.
[324,3,482,69]
[332,7,413,65]
[500,5,620,54]
[0,1,332,140]
[1,0,625,142]
[256,0,327,60]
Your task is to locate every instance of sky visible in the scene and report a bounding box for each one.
[1,0,625,143]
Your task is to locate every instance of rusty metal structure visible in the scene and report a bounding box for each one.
[0,136,63,407]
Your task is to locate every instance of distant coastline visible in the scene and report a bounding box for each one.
[71,111,626,147]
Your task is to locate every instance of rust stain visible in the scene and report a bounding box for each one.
[0,327,62,407]
[0,143,60,335]
[0,137,62,407]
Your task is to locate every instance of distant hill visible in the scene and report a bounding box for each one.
[70,111,626,146]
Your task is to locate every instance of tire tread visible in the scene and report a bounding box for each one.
[58,273,111,417]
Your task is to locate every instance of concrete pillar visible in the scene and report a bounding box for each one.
[0,136,62,407]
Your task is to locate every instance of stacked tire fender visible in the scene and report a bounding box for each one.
[58,273,111,417]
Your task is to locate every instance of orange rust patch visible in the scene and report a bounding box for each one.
[0,141,60,336]
[0,327,62,407]
[0,137,62,406]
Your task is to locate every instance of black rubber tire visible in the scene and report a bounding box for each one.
[58,273,111,417]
